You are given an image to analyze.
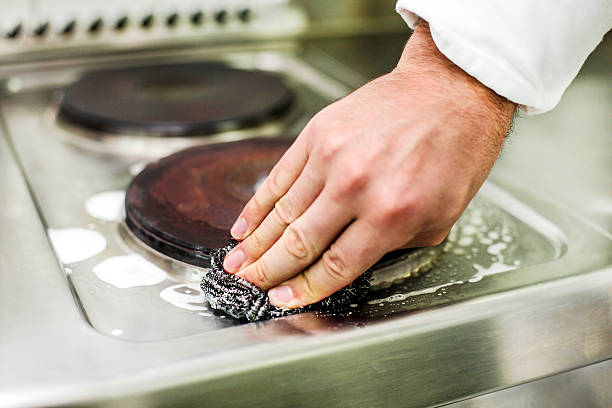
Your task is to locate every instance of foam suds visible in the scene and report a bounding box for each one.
[487,242,508,255]
[160,283,209,312]
[457,236,474,247]
[93,254,167,288]
[468,262,517,283]
[368,281,464,305]
[48,228,107,264]
[85,190,126,222]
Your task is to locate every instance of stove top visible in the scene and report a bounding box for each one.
[58,63,295,137]
[1,37,611,408]
[0,25,612,406]
[0,45,589,343]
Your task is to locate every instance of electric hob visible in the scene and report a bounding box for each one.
[1,40,610,407]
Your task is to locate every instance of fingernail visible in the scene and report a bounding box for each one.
[268,286,294,306]
[223,248,245,272]
[231,217,247,239]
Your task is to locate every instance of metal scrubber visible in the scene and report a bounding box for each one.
[201,239,372,321]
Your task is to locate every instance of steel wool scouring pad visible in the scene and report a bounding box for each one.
[201,239,372,321]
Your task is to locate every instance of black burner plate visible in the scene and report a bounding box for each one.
[59,63,295,136]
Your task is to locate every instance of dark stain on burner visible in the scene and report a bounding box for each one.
[58,63,294,137]
[125,139,293,267]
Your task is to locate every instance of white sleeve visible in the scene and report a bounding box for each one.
[395,0,612,114]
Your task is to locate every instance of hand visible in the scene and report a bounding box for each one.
[222,22,516,308]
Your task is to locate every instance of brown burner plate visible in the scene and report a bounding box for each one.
[125,139,292,266]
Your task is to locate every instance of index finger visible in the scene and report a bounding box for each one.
[231,135,309,240]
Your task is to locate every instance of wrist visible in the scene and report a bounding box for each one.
[393,21,516,124]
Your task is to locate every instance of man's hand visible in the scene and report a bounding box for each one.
[222,22,516,308]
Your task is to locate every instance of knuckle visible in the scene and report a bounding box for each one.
[302,112,326,144]
[265,168,283,198]
[318,133,344,161]
[297,272,319,302]
[284,225,313,261]
[274,196,294,225]
[322,247,350,284]
[252,260,270,288]
[335,165,368,195]
[309,108,332,132]
[306,112,323,134]
[250,191,267,213]
[377,194,419,226]
[246,229,267,254]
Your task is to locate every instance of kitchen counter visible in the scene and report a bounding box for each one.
[0,31,610,407]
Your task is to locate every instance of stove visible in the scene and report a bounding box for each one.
[2,45,368,339]
[1,2,610,407]
[0,45,576,340]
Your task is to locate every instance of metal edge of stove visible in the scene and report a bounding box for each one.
[444,359,611,408]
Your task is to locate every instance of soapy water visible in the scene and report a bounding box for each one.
[85,190,125,222]
[468,262,516,283]
[93,254,167,288]
[74,189,534,319]
[80,190,213,316]
[48,228,107,264]
[368,281,464,305]
[365,198,522,307]
[160,283,212,315]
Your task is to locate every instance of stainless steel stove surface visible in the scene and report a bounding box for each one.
[1,29,610,408]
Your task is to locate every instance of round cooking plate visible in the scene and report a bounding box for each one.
[125,138,291,266]
[126,138,444,281]
[59,63,295,136]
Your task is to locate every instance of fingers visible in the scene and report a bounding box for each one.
[235,189,353,290]
[400,228,450,248]
[267,220,389,308]
[223,162,324,273]
[231,136,309,240]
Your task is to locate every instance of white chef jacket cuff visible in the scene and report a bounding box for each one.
[395,0,612,115]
